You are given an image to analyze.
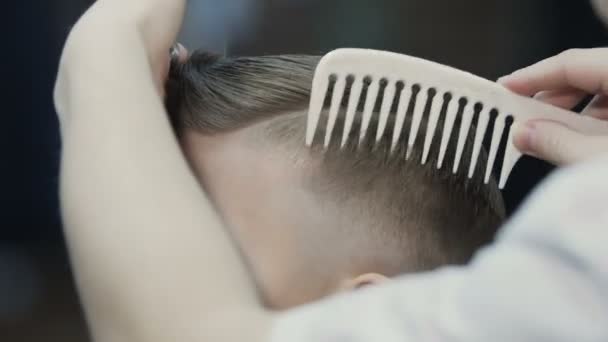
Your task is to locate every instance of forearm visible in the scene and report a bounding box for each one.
[58,13,267,342]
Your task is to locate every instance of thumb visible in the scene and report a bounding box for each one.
[512,120,589,165]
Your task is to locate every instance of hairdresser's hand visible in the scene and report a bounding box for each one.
[499,48,608,165]
[55,0,187,118]
[93,0,188,78]
[107,0,189,88]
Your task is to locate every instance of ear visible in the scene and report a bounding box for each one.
[340,273,389,291]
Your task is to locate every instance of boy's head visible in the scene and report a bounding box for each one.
[167,52,506,310]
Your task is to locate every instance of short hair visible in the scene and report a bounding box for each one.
[166,51,506,274]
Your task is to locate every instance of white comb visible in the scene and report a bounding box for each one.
[306,48,608,189]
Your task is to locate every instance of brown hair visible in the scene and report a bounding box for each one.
[166,51,505,273]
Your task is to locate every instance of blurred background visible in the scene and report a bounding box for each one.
[2,0,607,341]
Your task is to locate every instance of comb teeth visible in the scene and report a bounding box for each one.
[437,96,459,169]
[324,76,346,147]
[468,106,491,179]
[360,79,380,144]
[306,48,592,189]
[452,101,475,174]
[376,80,398,143]
[341,77,364,148]
[421,90,441,165]
[306,75,328,146]
[406,86,427,160]
[499,126,522,189]
[390,83,412,153]
[485,113,506,184]
[307,72,517,188]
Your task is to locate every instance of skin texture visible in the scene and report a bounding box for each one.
[500,48,608,165]
[180,122,388,309]
[181,125,317,309]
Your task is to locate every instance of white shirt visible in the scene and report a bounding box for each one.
[271,156,608,341]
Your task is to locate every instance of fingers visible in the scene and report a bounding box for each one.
[501,48,608,165]
[170,43,189,64]
[533,88,587,109]
[582,95,608,120]
[498,48,608,96]
[512,120,591,165]
[160,43,189,97]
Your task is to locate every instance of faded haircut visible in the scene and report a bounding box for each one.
[166,51,506,273]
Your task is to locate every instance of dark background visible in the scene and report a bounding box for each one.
[2,1,607,341]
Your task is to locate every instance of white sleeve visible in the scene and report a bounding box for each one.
[271,156,608,342]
